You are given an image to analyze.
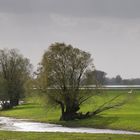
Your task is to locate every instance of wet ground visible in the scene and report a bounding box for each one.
[0,117,139,134]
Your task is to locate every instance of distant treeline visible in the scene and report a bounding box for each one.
[83,70,140,85]
[105,76,140,85]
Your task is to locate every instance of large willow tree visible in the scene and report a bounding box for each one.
[38,43,127,121]
[36,43,128,120]
[37,43,95,120]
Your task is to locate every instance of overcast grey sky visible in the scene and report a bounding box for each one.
[0,0,140,78]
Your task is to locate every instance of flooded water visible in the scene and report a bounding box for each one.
[0,117,139,134]
[83,85,140,90]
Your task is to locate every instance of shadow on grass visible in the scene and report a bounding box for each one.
[88,115,119,128]
[59,115,119,129]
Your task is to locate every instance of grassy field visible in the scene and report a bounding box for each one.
[0,131,140,140]
[0,90,140,132]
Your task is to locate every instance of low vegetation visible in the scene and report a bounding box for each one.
[0,131,140,140]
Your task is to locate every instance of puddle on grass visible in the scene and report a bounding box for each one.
[0,117,139,135]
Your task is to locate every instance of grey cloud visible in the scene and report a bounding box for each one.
[0,0,140,18]
[0,0,140,78]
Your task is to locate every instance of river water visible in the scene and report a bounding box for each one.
[0,117,139,134]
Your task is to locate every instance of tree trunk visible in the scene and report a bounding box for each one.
[59,102,65,121]
[60,111,77,121]
[10,98,19,107]
[60,103,81,121]
[60,111,90,121]
[13,98,19,106]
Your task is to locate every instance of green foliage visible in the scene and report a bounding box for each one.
[37,43,95,120]
[0,48,32,107]
[0,77,8,100]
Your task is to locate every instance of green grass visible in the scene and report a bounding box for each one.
[1,90,140,132]
[0,131,140,140]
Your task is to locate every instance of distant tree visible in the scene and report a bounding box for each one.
[105,75,123,85]
[122,79,132,85]
[122,78,140,85]
[82,70,96,85]
[94,70,106,85]
[37,43,127,121]
[115,75,122,85]
[83,70,106,85]
[0,49,32,108]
